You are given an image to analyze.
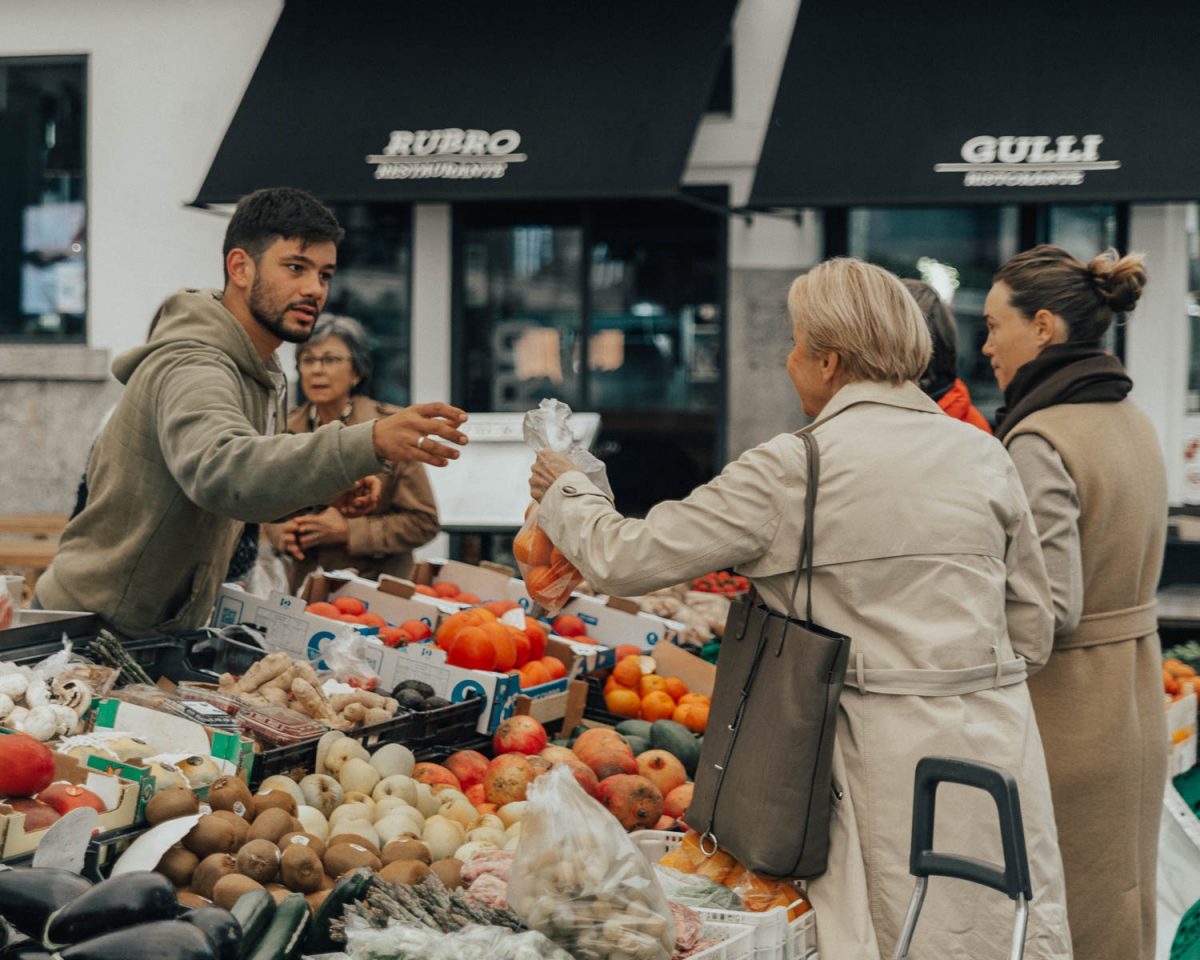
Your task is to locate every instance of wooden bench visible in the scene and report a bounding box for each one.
[0,514,67,603]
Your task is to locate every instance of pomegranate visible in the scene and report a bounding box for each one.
[0,734,56,798]
[483,754,537,806]
[411,762,462,792]
[443,750,490,791]
[492,715,548,756]
[5,797,61,830]
[597,774,663,831]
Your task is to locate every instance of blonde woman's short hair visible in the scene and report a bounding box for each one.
[788,258,932,384]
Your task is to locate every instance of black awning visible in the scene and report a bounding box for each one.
[749,0,1200,208]
[193,0,735,206]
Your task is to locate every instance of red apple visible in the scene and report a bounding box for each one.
[38,782,107,814]
[4,797,61,830]
[0,734,56,797]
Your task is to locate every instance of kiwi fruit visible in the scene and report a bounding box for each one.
[264,883,291,905]
[146,788,200,826]
[236,839,281,884]
[323,843,381,878]
[156,845,200,886]
[381,839,431,866]
[289,817,306,834]
[212,874,265,911]
[175,890,212,908]
[430,857,464,890]
[208,776,254,819]
[183,815,239,858]
[251,790,297,818]
[210,810,250,847]
[379,859,430,886]
[278,831,326,860]
[246,807,294,844]
[326,833,381,858]
[279,843,324,894]
[192,853,239,899]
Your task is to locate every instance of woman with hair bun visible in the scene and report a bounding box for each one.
[985,245,1165,960]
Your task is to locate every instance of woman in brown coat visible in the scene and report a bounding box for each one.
[264,315,440,591]
[985,246,1167,960]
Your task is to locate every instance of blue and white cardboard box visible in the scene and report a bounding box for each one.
[529,593,684,670]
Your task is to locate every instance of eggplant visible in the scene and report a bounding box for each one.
[0,941,52,960]
[178,909,241,960]
[44,873,176,949]
[0,869,91,939]
[55,922,214,960]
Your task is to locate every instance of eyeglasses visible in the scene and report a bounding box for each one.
[298,355,352,371]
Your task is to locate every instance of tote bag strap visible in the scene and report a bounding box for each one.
[788,430,819,626]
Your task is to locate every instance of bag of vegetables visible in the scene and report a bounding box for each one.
[508,765,675,960]
[515,399,611,615]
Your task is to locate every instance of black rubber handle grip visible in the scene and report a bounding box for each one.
[908,756,1032,900]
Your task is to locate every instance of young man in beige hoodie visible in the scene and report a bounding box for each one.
[36,187,467,637]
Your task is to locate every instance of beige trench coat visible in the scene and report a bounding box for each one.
[539,381,1072,959]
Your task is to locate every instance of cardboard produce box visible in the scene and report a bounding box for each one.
[0,747,143,858]
[301,572,443,634]
[411,558,530,608]
[542,593,685,669]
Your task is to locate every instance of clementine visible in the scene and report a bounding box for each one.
[507,626,532,667]
[673,701,709,733]
[517,660,551,689]
[638,675,668,698]
[524,617,548,660]
[433,581,461,598]
[513,527,553,567]
[359,612,388,630]
[447,626,496,671]
[540,655,567,681]
[414,584,436,596]
[664,676,689,701]
[678,692,711,706]
[457,592,482,605]
[641,691,677,722]
[482,622,516,671]
[552,613,587,637]
[305,601,340,619]
[332,597,366,616]
[400,619,432,642]
[484,600,520,617]
[612,655,644,689]
[604,687,642,718]
[614,644,643,662]
[437,610,481,650]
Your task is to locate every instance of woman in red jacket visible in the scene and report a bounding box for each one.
[902,279,992,433]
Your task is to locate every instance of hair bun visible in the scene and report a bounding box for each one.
[1088,249,1147,314]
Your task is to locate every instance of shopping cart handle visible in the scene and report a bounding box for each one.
[908,756,1032,901]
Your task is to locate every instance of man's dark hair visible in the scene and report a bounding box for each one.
[222,187,344,282]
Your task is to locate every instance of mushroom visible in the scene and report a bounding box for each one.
[52,678,93,717]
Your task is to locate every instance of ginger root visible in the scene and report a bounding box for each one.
[236,653,292,693]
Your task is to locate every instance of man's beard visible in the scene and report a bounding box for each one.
[249,273,317,344]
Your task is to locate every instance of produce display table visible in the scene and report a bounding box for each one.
[0,513,68,539]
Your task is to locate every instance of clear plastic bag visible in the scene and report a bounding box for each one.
[345,921,573,960]
[517,399,612,614]
[325,632,381,690]
[508,764,676,960]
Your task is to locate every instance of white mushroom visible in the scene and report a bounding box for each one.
[21,705,59,741]
[0,672,29,701]
[7,706,30,728]
[24,678,50,709]
[49,704,79,736]
[0,694,14,718]
[52,678,93,717]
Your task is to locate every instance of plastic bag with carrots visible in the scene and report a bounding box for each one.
[659,831,811,919]
[516,399,612,615]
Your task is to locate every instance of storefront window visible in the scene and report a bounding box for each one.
[323,204,412,407]
[848,206,1020,418]
[0,57,87,341]
[1047,205,1119,261]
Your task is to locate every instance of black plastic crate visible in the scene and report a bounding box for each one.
[413,734,493,764]
[408,697,485,751]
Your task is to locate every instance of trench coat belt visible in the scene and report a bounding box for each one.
[843,649,1028,697]
[1054,600,1158,650]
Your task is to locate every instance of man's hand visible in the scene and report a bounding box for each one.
[290,508,351,554]
[278,518,306,561]
[373,402,469,467]
[331,476,382,518]
[529,450,577,502]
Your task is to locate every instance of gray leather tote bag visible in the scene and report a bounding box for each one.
[688,430,851,879]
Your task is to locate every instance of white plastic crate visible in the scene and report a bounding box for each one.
[632,830,818,959]
[690,922,756,960]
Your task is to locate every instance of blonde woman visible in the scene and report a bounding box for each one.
[530,259,1071,958]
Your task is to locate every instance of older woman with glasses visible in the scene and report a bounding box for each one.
[264,315,440,590]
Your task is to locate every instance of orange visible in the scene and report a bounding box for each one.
[517,660,551,689]
[673,701,710,733]
[612,655,643,689]
[572,634,598,644]
[482,622,516,671]
[513,527,553,567]
[332,597,366,616]
[436,610,482,649]
[484,600,520,617]
[550,546,567,567]
[472,607,498,623]
[540,655,567,681]
[456,592,482,605]
[678,692,711,706]
[638,675,668,698]
[605,687,642,718]
[414,584,436,596]
[614,644,642,662]
[664,676,689,701]
[525,565,564,605]
[305,601,340,619]
[359,612,388,630]
[400,619,432,642]
[446,626,496,671]
[552,614,587,637]
[524,617,548,660]
[433,581,461,598]
[507,626,532,667]
[641,691,678,722]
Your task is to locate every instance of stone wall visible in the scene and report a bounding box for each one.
[725,267,809,460]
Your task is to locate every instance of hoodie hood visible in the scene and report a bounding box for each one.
[112,289,278,388]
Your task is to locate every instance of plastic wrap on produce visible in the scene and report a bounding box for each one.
[345,921,573,960]
[508,765,675,960]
